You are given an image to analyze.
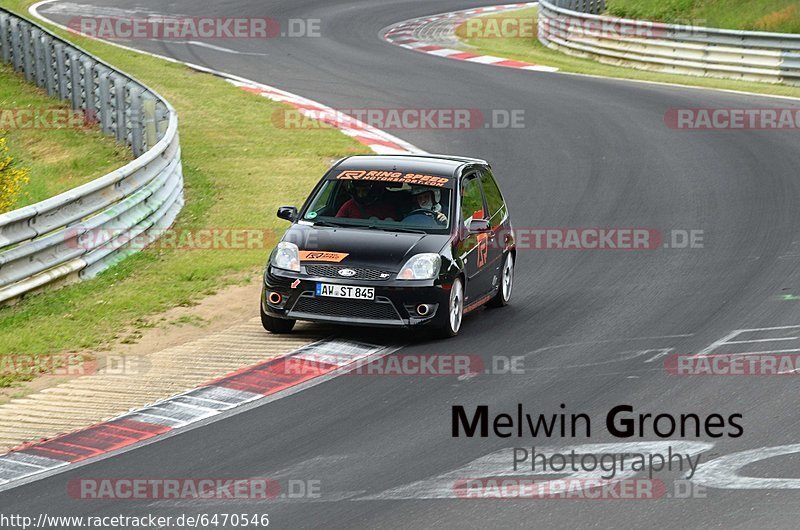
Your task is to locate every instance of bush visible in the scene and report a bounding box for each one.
[0,136,29,213]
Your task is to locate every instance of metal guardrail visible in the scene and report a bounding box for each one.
[545,0,606,15]
[0,8,183,304]
[538,0,800,86]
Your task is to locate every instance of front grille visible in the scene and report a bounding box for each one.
[290,295,401,321]
[304,264,392,281]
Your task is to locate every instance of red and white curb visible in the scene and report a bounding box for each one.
[0,340,398,488]
[383,2,558,73]
[224,79,424,155]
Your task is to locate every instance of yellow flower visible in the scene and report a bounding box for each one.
[0,136,30,213]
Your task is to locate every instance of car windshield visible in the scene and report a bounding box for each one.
[300,171,454,233]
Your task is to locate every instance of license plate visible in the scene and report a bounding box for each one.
[315,283,375,300]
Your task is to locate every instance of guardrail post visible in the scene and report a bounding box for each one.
[129,85,144,157]
[142,95,157,149]
[69,52,82,111]
[21,21,33,82]
[10,19,21,71]
[97,67,112,134]
[156,101,169,140]
[0,14,10,64]
[54,42,67,99]
[82,58,96,124]
[43,34,56,96]
[32,29,45,88]
[112,74,127,144]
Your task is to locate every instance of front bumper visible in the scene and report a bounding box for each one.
[262,266,449,328]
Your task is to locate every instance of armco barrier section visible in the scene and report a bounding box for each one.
[538,0,800,86]
[0,9,183,304]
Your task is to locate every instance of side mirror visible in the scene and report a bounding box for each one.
[467,219,491,234]
[277,206,298,222]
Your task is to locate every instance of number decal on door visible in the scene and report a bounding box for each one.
[477,234,489,268]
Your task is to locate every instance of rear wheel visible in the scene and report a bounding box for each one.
[433,278,464,338]
[260,305,296,334]
[487,252,514,308]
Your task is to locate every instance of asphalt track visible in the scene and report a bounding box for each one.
[6,0,800,528]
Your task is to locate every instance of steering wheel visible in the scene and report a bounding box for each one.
[406,209,436,218]
[404,209,446,227]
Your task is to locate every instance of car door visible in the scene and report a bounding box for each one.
[479,167,509,294]
[457,170,493,305]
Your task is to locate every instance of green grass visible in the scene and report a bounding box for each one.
[457,7,800,99]
[0,62,130,210]
[605,0,800,33]
[0,1,368,377]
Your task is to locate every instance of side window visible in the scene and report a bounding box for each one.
[460,174,485,226]
[480,169,506,227]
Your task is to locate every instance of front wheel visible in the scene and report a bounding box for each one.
[432,278,464,338]
[487,252,514,308]
[261,305,296,334]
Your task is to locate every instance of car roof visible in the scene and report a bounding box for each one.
[334,154,488,177]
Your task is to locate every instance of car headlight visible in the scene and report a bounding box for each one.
[272,241,301,272]
[398,253,441,280]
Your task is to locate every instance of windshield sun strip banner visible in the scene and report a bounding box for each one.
[334,170,451,187]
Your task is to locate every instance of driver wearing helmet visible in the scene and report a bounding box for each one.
[336,181,398,220]
[410,186,447,224]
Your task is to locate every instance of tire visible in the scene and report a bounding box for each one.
[433,277,464,338]
[487,252,514,308]
[260,305,296,334]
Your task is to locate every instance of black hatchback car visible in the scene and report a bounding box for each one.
[261,154,515,337]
